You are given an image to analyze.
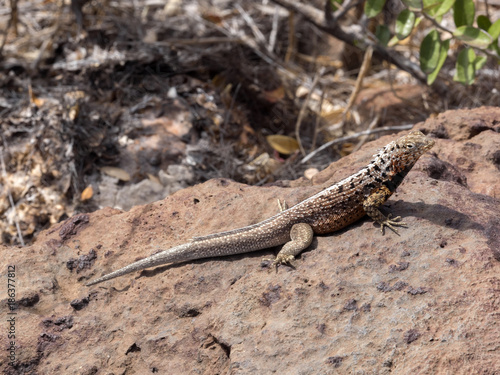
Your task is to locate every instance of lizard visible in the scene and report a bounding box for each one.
[86,130,434,286]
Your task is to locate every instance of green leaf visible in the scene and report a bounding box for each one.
[376,25,391,46]
[365,0,386,18]
[432,0,455,17]
[453,26,493,49]
[493,44,500,58]
[474,55,487,70]
[477,15,492,31]
[453,48,476,85]
[453,0,475,27]
[427,39,450,85]
[420,30,441,73]
[414,16,423,28]
[396,9,416,40]
[388,35,400,47]
[402,0,423,11]
[423,0,444,15]
[489,19,500,40]
[329,0,343,12]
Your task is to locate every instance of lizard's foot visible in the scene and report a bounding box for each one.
[263,254,295,269]
[263,223,313,270]
[379,214,407,235]
[277,199,287,212]
[272,254,295,268]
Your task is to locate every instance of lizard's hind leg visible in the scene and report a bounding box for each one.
[270,223,314,268]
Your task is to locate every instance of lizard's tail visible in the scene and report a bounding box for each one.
[85,243,194,286]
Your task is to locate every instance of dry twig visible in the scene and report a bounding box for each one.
[352,113,380,152]
[310,89,325,153]
[342,46,373,130]
[285,10,296,63]
[296,67,325,156]
[301,124,414,163]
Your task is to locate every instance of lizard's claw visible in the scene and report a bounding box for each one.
[380,214,407,235]
[272,254,295,268]
[262,254,295,270]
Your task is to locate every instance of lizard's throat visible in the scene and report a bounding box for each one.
[383,164,412,193]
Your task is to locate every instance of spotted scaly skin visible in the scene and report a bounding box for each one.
[86,130,434,286]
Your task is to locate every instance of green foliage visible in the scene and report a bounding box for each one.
[453,0,475,27]
[489,19,500,40]
[376,25,391,46]
[427,39,450,85]
[427,0,454,17]
[477,15,491,31]
[362,0,500,85]
[420,30,442,73]
[401,0,422,11]
[396,9,416,40]
[453,26,492,48]
[329,0,344,12]
[454,48,487,84]
[365,0,386,18]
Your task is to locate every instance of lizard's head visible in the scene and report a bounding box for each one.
[373,130,435,176]
[387,130,435,174]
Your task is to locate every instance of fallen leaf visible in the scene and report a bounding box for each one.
[304,168,319,180]
[266,135,300,155]
[68,104,79,121]
[28,84,45,107]
[100,166,131,181]
[147,173,161,185]
[261,86,285,103]
[81,185,93,200]
[340,142,355,157]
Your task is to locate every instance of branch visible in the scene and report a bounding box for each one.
[301,124,414,163]
[269,0,448,96]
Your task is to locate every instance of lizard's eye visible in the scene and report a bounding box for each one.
[407,144,414,149]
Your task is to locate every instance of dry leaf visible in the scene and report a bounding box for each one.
[64,90,86,102]
[141,117,192,137]
[28,84,45,107]
[220,83,233,108]
[100,166,131,181]
[195,92,217,111]
[69,104,79,121]
[295,85,309,98]
[322,107,344,123]
[243,124,256,135]
[211,74,227,89]
[304,168,319,180]
[340,142,355,157]
[266,135,300,155]
[243,153,281,184]
[163,0,182,16]
[239,124,256,146]
[147,173,161,185]
[81,185,93,200]
[261,86,285,103]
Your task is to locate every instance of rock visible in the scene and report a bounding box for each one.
[1,106,499,374]
[97,164,194,211]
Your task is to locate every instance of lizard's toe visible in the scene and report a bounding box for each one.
[271,254,295,268]
[380,214,407,235]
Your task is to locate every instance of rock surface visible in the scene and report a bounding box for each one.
[1,107,500,375]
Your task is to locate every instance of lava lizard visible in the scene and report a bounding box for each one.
[86,130,434,286]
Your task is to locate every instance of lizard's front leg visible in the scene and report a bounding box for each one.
[270,223,314,268]
[363,185,407,235]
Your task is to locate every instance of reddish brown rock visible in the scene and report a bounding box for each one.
[1,107,500,374]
